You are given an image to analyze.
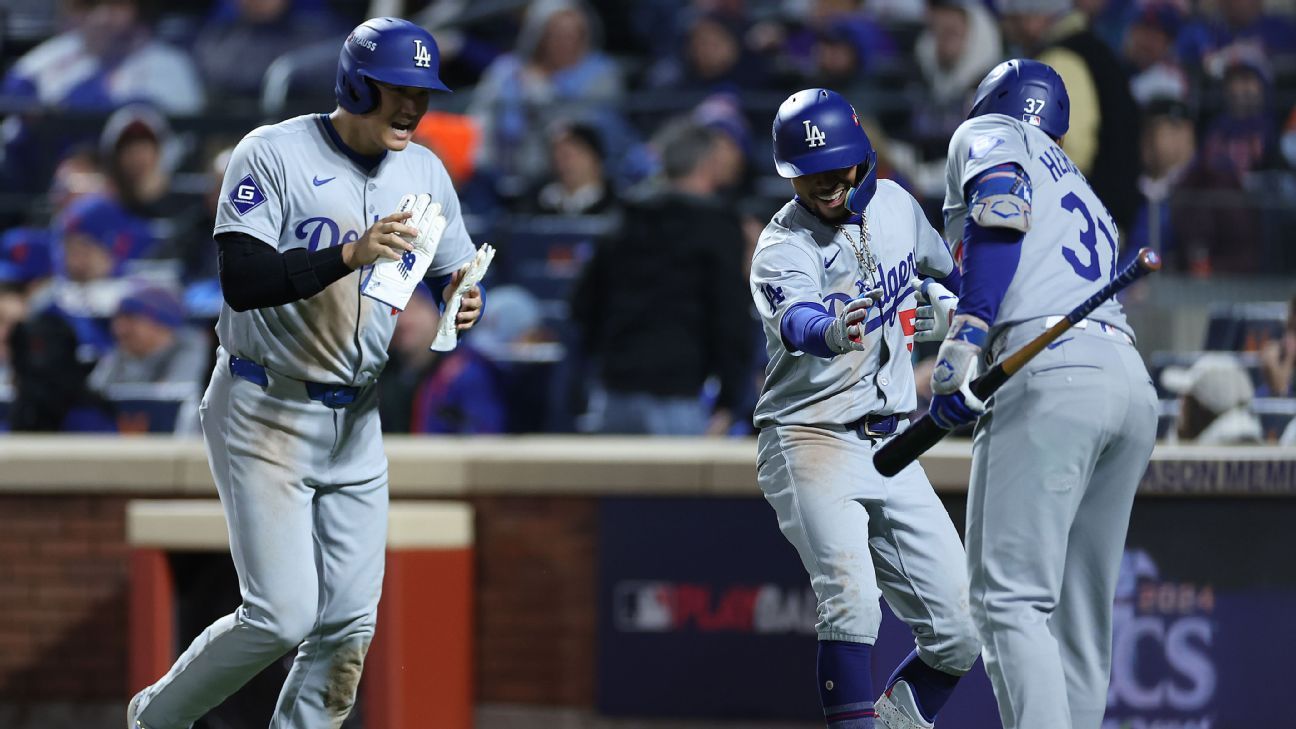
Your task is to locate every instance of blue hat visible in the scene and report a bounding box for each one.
[0,227,53,283]
[55,194,154,275]
[117,286,185,329]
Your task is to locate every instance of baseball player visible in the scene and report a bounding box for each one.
[931,60,1158,729]
[127,19,485,729]
[752,89,980,729]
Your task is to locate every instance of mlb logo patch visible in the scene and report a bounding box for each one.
[229,174,267,216]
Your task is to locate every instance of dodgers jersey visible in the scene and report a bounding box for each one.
[942,114,1130,340]
[751,180,955,428]
[214,114,475,386]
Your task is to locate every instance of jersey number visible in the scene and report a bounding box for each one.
[1060,192,1116,282]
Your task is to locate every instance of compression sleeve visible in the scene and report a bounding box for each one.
[216,232,353,312]
[957,217,1023,325]
[780,301,835,359]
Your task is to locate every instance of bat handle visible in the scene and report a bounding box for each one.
[874,417,947,477]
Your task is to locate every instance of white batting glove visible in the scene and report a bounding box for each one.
[913,278,958,343]
[431,243,496,352]
[929,314,989,429]
[360,193,447,311]
[824,287,883,355]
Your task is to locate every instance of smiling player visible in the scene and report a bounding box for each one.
[127,18,485,729]
[750,89,979,729]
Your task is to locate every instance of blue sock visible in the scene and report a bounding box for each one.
[884,649,961,722]
[818,640,875,728]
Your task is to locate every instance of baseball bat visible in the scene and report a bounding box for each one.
[873,247,1162,477]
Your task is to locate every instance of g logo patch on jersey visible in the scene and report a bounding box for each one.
[229,174,267,216]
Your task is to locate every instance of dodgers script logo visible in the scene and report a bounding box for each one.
[822,252,919,348]
[293,214,378,251]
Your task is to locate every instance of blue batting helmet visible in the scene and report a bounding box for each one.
[968,59,1070,139]
[336,17,451,115]
[772,89,878,212]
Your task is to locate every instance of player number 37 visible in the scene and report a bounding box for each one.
[1024,97,1045,114]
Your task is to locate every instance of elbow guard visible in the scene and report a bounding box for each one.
[969,163,1032,233]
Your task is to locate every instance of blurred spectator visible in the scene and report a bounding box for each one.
[0,228,55,289]
[171,145,233,287]
[99,104,180,220]
[691,93,752,197]
[49,144,111,213]
[0,282,25,388]
[758,0,898,86]
[1285,105,1296,169]
[1200,56,1286,179]
[524,120,617,215]
[1162,353,1263,445]
[86,285,208,395]
[1177,0,1296,79]
[1,0,205,114]
[906,0,1003,162]
[379,285,506,434]
[999,0,1141,231]
[193,0,341,101]
[1259,294,1296,397]
[648,11,767,94]
[7,308,112,431]
[1132,98,1257,274]
[469,0,622,187]
[572,120,751,435]
[33,194,153,357]
[1122,4,1191,105]
[1074,0,1139,53]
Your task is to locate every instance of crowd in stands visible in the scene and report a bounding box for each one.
[0,0,1294,440]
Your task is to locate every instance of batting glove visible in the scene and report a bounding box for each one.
[929,314,989,430]
[913,278,957,343]
[825,287,883,355]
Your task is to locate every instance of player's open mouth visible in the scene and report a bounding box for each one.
[390,119,415,139]
[814,187,846,206]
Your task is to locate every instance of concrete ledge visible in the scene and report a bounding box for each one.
[127,499,475,550]
[3,435,1293,497]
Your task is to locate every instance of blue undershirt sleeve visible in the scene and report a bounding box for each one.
[957,217,1023,325]
[780,301,835,359]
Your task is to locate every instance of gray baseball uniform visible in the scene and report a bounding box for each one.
[944,114,1158,729]
[750,182,980,675]
[133,114,473,729]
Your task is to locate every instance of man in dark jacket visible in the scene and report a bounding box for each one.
[999,0,1141,231]
[572,119,751,435]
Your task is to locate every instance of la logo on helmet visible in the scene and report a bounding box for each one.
[803,120,826,148]
[413,39,432,68]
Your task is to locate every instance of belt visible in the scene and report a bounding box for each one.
[228,355,360,409]
[1042,316,1135,346]
[846,412,902,438]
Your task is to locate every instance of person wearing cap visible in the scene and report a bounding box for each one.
[1163,353,1263,445]
[86,286,209,396]
[1132,97,1258,274]
[100,103,178,220]
[54,193,154,285]
[997,0,1140,231]
[527,120,617,215]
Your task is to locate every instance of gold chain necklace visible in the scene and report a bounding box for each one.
[837,211,878,281]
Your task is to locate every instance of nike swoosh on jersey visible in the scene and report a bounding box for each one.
[1046,337,1074,350]
[824,249,841,269]
[312,175,336,186]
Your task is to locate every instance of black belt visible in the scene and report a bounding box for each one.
[846,412,902,438]
[229,355,360,409]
